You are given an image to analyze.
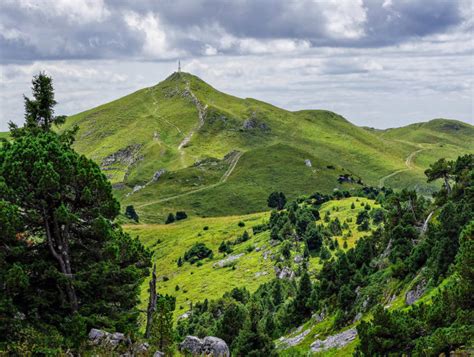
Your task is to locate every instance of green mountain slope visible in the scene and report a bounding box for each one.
[61,72,473,221]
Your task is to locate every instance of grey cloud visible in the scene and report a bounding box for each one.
[0,0,469,63]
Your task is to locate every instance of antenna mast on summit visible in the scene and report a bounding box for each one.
[178,60,181,73]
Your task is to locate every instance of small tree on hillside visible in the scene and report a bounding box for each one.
[267,191,287,210]
[165,213,175,224]
[125,205,139,222]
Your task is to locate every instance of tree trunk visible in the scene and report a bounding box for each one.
[145,264,157,338]
[443,175,452,194]
[43,210,78,313]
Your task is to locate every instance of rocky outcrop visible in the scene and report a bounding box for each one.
[405,279,427,305]
[101,144,142,168]
[275,266,295,279]
[179,336,230,357]
[279,327,311,348]
[213,253,244,268]
[152,169,166,182]
[310,328,357,353]
[242,117,270,131]
[88,328,129,348]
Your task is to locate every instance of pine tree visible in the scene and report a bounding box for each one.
[150,296,176,355]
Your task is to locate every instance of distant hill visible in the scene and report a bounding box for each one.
[52,72,472,221]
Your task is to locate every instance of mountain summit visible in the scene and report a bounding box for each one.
[62,72,473,221]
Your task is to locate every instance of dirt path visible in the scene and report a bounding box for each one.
[378,147,425,188]
[178,82,207,150]
[136,151,243,208]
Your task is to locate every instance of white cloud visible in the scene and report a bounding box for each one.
[123,11,183,59]
[320,0,367,39]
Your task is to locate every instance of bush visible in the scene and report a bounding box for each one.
[124,205,139,222]
[165,213,175,224]
[252,224,269,235]
[176,211,188,221]
[184,243,213,264]
[203,226,209,231]
[238,221,245,227]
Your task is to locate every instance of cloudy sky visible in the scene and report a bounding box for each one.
[1,0,473,131]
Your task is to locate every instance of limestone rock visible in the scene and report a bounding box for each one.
[213,253,244,268]
[310,328,357,352]
[405,279,427,305]
[275,266,295,280]
[305,159,312,167]
[279,327,311,348]
[179,335,230,357]
[152,169,166,182]
[202,336,230,357]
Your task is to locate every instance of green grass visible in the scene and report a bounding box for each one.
[125,212,273,319]
[125,197,378,322]
[60,72,473,221]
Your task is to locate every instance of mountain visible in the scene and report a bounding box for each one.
[62,72,473,222]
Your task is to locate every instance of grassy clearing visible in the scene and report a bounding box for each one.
[125,212,274,319]
[318,197,381,249]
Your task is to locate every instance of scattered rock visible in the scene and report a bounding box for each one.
[269,240,280,247]
[178,311,190,320]
[213,253,244,268]
[279,328,311,348]
[152,169,166,182]
[133,342,149,354]
[255,271,268,278]
[179,336,230,357]
[310,328,357,353]
[262,251,271,260]
[312,311,325,323]
[305,159,312,167]
[153,352,164,357]
[88,328,129,348]
[294,255,303,264]
[405,279,427,305]
[242,117,270,131]
[255,247,261,252]
[275,266,295,280]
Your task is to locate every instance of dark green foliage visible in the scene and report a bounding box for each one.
[330,217,343,235]
[183,243,213,264]
[252,223,268,234]
[150,295,176,355]
[292,270,313,324]
[304,224,323,252]
[351,202,355,209]
[232,302,277,357]
[125,205,139,222]
[238,221,245,227]
[0,132,151,351]
[177,257,183,267]
[280,240,292,260]
[267,191,286,210]
[235,231,250,244]
[175,211,187,221]
[9,72,67,137]
[219,241,233,254]
[165,213,175,224]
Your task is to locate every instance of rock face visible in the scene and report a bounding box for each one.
[405,279,427,305]
[179,336,230,357]
[242,117,270,131]
[101,144,142,168]
[310,328,357,352]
